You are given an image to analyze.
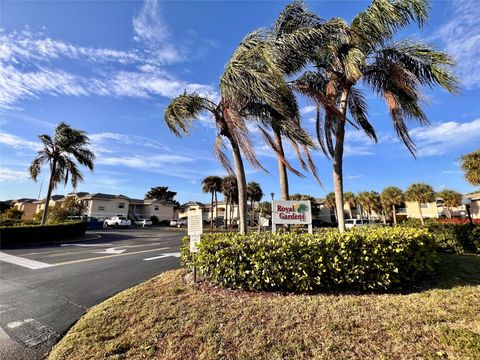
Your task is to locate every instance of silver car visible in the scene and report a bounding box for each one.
[345,219,373,229]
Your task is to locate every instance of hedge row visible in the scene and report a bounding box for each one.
[400,219,479,254]
[181,227,437,292]
[0,221,87,247]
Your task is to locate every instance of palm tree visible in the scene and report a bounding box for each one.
[222,175,238,228]
[357,191,370,220]
[164,93,261,234]
[291,0,458,232]
[29,122,95,225]
[405,183,436,225]
[380,186,404,225]
[343,192,357,219]
[460,149,480,186]
[220,2,327,201]
[201,176,223,228]
[324,192,337,221]
[247,182,263,226]
[437,189,462,218]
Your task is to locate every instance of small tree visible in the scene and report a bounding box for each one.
[29,122,95,225]
[437,189,462,218]
[4,208,23,219]
[202,176,223,228]
[144,186,177,202]
[290,193,320,217]
[405,183,436,225]
[324,192,337,221]
[460,149,480,186]
[380,186,404,225]
[222,175,238,228]
[247,182,263,226]
[343,192,357,219]
[62,196,86,217]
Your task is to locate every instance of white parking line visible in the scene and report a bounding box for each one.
[0,252,53,270]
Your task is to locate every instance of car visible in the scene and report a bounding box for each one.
[134,218,152,227]
[177,219,187,227]
[103,216,131,228]
[170,219,178,227]
[345,219,373,229]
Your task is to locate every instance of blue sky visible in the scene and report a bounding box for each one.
[0,0,479,204]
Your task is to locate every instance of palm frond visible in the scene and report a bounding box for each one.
[348,87,377,141]
[214,136,234,175]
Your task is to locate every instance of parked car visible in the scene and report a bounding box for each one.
[134,218,152,227]
[177,219,187,227]
[85,216,103,229]
[170,219,178,227]
[345,219,373,229]
[104,216,131,228]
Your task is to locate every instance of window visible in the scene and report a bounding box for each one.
[421,203,429,209]
[118,202,125,209]
[98,206,105,211]
[154,205,159,210]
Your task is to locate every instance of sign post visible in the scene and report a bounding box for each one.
[188,210,203,283]
[271,200,312,234]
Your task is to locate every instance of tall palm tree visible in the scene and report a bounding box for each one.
[324,192,337,222]
[164,93,261,234]
[222,175,238,228]
[437,189,462,218]
[405,183,436,225]
[357,191,370,220]
[343,191,357,219]
[220,2,328,200]
[291,0,458,232]
[29,122,95,225]
[247,182,264,226]
[201,176,223,228]
[380,186,404,225]
[460,149,480,186]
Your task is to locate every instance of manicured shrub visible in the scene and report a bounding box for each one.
[181,227,437,292]
[0,221,87,247]
[399,218,479,253]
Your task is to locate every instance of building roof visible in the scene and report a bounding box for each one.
[80,193,118,200]
[15,198,36,204]
[466,192,480,201]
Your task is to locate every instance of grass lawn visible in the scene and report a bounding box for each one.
[49,254,480,359]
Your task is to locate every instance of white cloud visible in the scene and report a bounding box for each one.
[89,132,170,152]
[300,105,316,115]
[133,0,169,45]
[345,174,363,180]
[410,119,480,156]
[431,0,480,89]
[0,133,40,151]
[97,154,194,168]
[0,167,29,182]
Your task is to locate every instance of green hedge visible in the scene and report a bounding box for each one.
[400,219,479,254]
[0,221,87,247]
[181,227,437,292]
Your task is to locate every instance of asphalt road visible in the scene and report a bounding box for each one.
[0,227,186,360]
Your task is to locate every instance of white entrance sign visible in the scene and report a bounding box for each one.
[272,200,312,234]
[188,210,203,253]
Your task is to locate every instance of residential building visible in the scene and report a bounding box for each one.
[33,194,65,214]
[465,192,480,219]
[13,198,37,220]
[128,198,175,222]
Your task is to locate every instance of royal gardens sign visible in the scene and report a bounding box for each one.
[272,200,312,234]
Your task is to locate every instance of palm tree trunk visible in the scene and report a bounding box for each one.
[273,127,289,201]
[333,89,349,232]
[392,204,397,225]
[348,204,353,219]
[418,202,425,226]
[224,197,229,229]
[230,140,247,234]
[215,191,218,228]
[41,160,56,225]
[210,192,214,229]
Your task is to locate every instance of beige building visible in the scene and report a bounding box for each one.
[128,198,175,222]
[465,192,480,219]
[13,199,37,220]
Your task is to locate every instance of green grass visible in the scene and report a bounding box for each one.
[49,254,480,360]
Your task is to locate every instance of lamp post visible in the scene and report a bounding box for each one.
[270,192,274,201]
[462,197,473,225]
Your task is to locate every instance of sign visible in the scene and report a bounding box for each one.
[190,234,201,253]
[272,200,312,234]
[259,217,270,227]
[188,210,203,253]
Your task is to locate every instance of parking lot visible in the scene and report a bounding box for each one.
[0,227,186,360]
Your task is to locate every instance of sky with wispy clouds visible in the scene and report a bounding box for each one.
[0,0,479,203]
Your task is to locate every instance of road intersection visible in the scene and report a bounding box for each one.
[0,227,185,360]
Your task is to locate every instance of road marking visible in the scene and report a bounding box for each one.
[0,252,53,270]
[7,318,34,329]
[53,247,170,266]
[143,252,181,261]
[93,247,126,254]
[0,304,14,314]
[61,243,112,247]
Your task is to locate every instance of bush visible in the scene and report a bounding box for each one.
[181,227,437,292]
[399,218,479,253]
[3,208,23,219]
[0,221,87,247]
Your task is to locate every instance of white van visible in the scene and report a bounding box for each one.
[345,219,373,229]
